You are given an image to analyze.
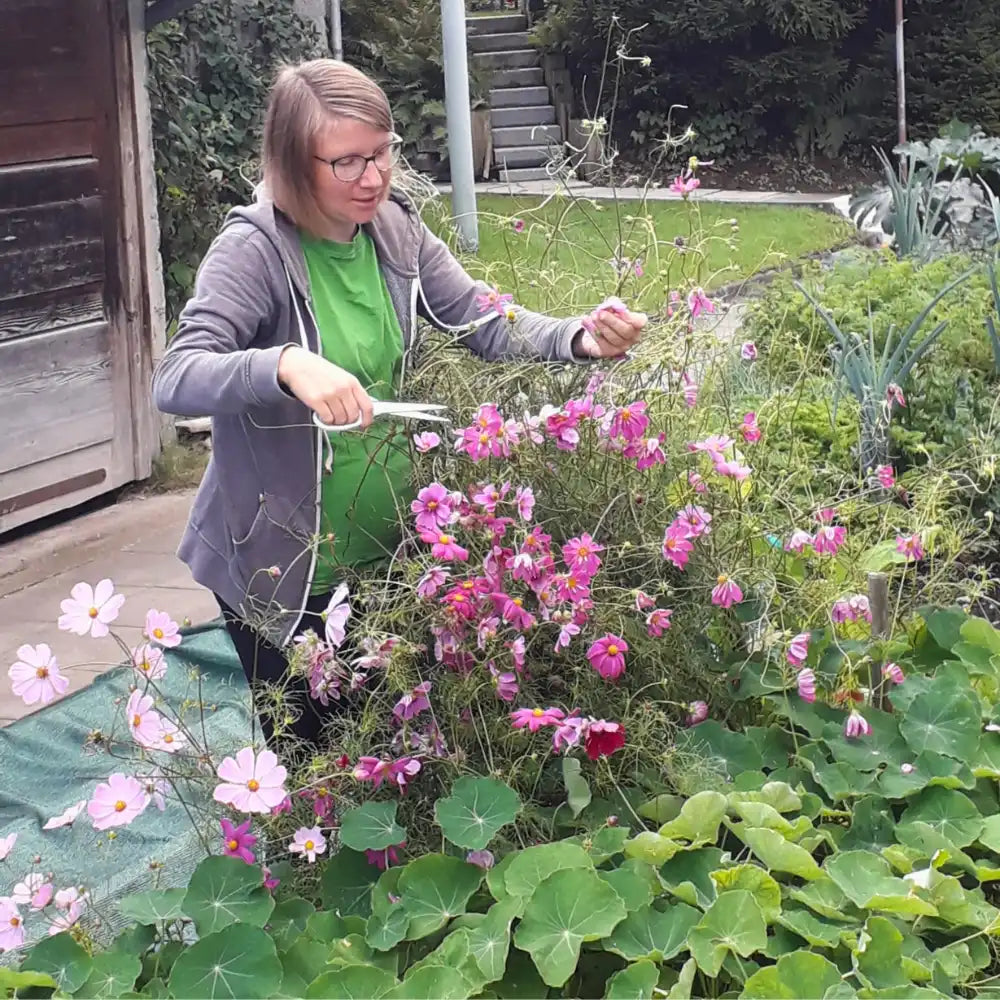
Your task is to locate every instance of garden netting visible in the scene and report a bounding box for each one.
[0,620,253,959]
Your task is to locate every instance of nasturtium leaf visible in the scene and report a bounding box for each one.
[305,965,397,999]
[320,848,381,917]
[598,859,657,912]
[728,800,807,838]
[493,945,550,998]
[674,719,763,776]
[660,847,723,908]
[74,952,142,999]
[877,751,974,798]
[267,897,315,951]
[329,932,386,969]
[624,831,682,865]
[826,852,938,916]
[434,776,521,849]
[169,924,282,999]
[658,790,728,844]
[21,932,93,992]
[776,906,846,948]
[765,694,844,739]
[900,687,981,762]
[806,758,877,801]
[922,606,967,652]
[822,710,909,772]
[764,923,808,960]
[739,950,842,999]
[398,853,483,939]
[340,800,406,852]
[366,868,409,951]
[980,814,1000,852]
[383,964,473,1000]
[279,938,328,998]
[584,824,630,863]
[0,970,57,993]
[972,733,1000,779]
[305,908,348,942]
[729,781,802,813]
[111,923,156,959]
[561,758,592,819]
[899,787,984,847]
[120,888,188,925]
[744,727,795,770]
[404,928,485,995]
[486,849,517,902]
[687,890,767,977]
[513,867,628,987]
[638,793,683,824]
[959,614,1000,653]
[605,960,659,999]
[737,826,824,880]
[788,879,855,921]
[667,958,697,1000]
[603,901,701,962]
[182,855,275,936]
[711,863,782,921]
[503,841,593,897]
[731,770,769,791]
[840,796,896,851]
[466,897,521,982]
[855,916,909,990]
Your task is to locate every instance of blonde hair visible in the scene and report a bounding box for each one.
[261,59,394,233]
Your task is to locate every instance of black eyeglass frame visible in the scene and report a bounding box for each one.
[313,134,404,182]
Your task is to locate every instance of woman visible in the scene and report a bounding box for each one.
[152,59,646,746]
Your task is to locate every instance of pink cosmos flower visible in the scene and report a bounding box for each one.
[8,644,69,706]
[417,566,450,599]
[609,401,650,442]
[511,706,565,731]
[785,530,813,554]
[420,530,470,562]
[144,609,181,649]
[552,716,585,753]
[646,608,673,637]
[499,596,535,631]
[467,849,495,869]
[515,486,535,521]
[131,644,166,681]
[288,826,326,863]
[686,700,709,726]
[711,574,743,609]
[849,594,872,622]
[489,662,519,701]
[587,634,628,680]
[876,464,895,489]
[886,383,906,408]
[677,505,712,538]
[845,711,871,739]
[562,533,603,577]
[786,632,810,667]
[43,800,87,830]
[30,881,54,910]
[221,818,257,864]
[412,483,456,532]
[628,434,668,470]
[140,772,170,811]
[682,372,699,408]
[670,175,700,197]
[126,690,163,749]
[713,455,752,480]
[413,431,441,453]
[688,471,707,493]
[883,662,905,685]
[813,524,847,556]
[896,533,924,561]
[740,341,758,361]
[581,295,629,334]
[366,843,403,870]
[213,747,288,814]
[798,668,816,703]
[263,868,280,892]
[688,288,714,318]
[831,599,852,623]
[475,286,514,317]
[509,635,527,672]
[472,482,506,513]
[324,583,351,649]
[689,434,735,460]
[58,579,125,638]
[661,525,694,570]
[634,590,656,611]
[741,412,761,444]
[0,833,16,861]
[512,218,525,234]
[10,874,46,906]
[555,619,581,651]
[584,720,626,760]
[88,773,149,830]
[393,681,432,722]
[0,901,24,952]
[353,757,391,789]
[388,756,421,794]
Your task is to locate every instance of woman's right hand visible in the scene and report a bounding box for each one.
[277,347,374,428]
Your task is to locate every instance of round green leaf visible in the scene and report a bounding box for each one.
[383,964,471,999]
[21,932,92,993]
[74,952,142,999]
[598,859,657,912]
[434,776,521,850]
[825,851,937,916]
[711,863,783,921]
[268,897,315,951]
[562,758,592,819]
[624,831,682,866]
[320,848,381,917]
[0,969,57,992]
[120,888,188,925]
[899,787,984,847]
[513,867,628,987]
[305,965,397,999]
[658,790,728,844]
[340,800,407,852]
[398,853,484,939]
[503,841,594,898]
[183,855,275,936]
[775,906,845,948]
[169,924,281,999]
[603,902,701,962]
[605,960,659,999]
[822,711,909,772]
[687,890,767,977]
[855,916,909,990]
[465,897,520,982]
[737,826,824,880]
[740,950,842,999]
[900,688,981,761]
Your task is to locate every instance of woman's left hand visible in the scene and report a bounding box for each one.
[573,306,647,359]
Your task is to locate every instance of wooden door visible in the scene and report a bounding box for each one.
[0,0,142,533]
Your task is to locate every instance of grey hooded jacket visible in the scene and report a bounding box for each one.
[152,191,586,646]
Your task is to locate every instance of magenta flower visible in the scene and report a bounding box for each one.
[512,218,525,233]
[686,701,709,726]
[661,525,694,570]
[515,486,535,521]
[388,757,421,794]
[646,608,673,637]
[8,644,69,706]
[677,505,712,538]
[475,286,514,317]
[413,431,441,453]
[609,401,650,443]
[417,566,450,599]
[263,867,280,892]
[58,578,125,638]
[501,596,536,631]
[813,524,847,556]
[785,530,814,554]
[288,826,326,863]
[831,599,852,623]
[786,632,810,667]
[366,843,403,870]
[393,680,432,722]
[420,530,470,562]
[740,341,758,361]
[584,720,626,760]
[711,575,743,609]
[634,591,656,611]
[687,287,714,318]
[688,471,707,493]
[144,609,182,649]
[587,634,628,681]
[88,773,149,830]
[271,795,293,816]
[353,757,390,789]
[896,533,924,561]
[562,533,604,577]
[670,175,700,197]
[682,372,699,408]
[466,849,495,869]
[628,434,668,470]
[300,786,335,820]
[886,383,906,408]
[876,464,895,489]
[0,834,15,861]
[221,817,257,864]
[883,662,905,685]
[797,668,816,703]
[845,711,871,739]
[689,434,734,461]
[489,662,519,701]
[740,412,761,444]
[214,747,288,814]
[511,706,565,731]
[131,643,167,681]
[324,583,351,649]
[412,483,455,532]
[713,455,752,480]
[555,620,581,650]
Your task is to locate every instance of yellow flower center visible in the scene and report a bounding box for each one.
[141,661,151,672]
[438,534,451,545]
[9,916,20,928]
[163,733,174,744]
[227,839,239,851]
[567,576,578,588]
[427,500,438,509]
[578,546,589,557]
[526,535,535,546]
[247,779,260,792]
[532,708,544,717]
[114,800,127,812]
[496,426,505,438]
[461,581,474,590]
[479,433,490,444]
[88,607,99,619]
[153,627,164,639]
[35,666,49,679]
[621,409,631,420]
[608,644,619,656]
[717,574,728,585]
[304,840,315,851]
[512,598,523,607]
[132,714,142,727]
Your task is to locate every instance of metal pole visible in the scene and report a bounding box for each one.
[895,0,906,148]
[330,0,343,60]
[441,0,479,251]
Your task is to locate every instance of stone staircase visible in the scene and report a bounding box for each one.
[468,13,562,182]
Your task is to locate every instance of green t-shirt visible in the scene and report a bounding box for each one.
[300,229,414,594]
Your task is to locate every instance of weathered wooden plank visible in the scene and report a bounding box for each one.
[0,238,105,302]
[0,286,104,345]
[0,196,103,254]
[0,321,114,473]
[0,122,94,167]
[0,159,99,210]
[0,66,94,129]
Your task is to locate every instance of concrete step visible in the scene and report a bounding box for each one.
[497,165,553,182]
[468,13,527,33]
[489,66,544,88]
[493,144,554,167]
[492,123,562,148]
[468,30,531,52]
[490,85,549,108]
[491,104,556,127]
[473,48,539,70]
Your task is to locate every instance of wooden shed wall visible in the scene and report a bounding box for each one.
[0,0,163,535]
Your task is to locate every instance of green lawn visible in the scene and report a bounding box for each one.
[425,193,854,315]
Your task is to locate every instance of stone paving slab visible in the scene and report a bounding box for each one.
[0,491,217,727]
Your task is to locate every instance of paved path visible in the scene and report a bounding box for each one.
[0,491,216,727]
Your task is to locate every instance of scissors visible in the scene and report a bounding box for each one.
[312,400,450,433]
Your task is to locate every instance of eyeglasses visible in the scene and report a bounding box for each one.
[314,135,403,182]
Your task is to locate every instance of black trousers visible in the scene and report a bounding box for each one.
[216,592,348,748]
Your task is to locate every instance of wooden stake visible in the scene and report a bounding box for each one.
[868,571,890,709]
